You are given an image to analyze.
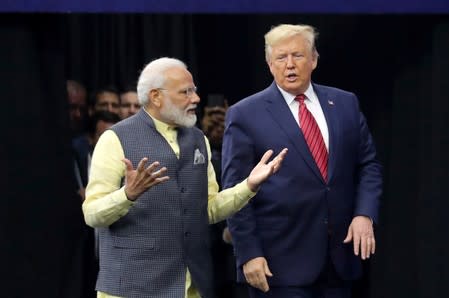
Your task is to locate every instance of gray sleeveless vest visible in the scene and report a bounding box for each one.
[96,109,213,298]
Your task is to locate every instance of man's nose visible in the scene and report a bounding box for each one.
[286,55,294,68]
[191,92,200,104]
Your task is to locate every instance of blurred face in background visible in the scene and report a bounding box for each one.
[202,106,226,149]
[67,81,87,134]
[94,91,120,115]
[92,120,114,146]
[119,91,141,119]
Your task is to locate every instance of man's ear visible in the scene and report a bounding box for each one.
[149,89,162,108]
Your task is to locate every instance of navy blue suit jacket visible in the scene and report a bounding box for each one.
[222,82,382,286]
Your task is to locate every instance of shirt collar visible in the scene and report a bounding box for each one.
[143,107,177,132]
[276,83,316,105]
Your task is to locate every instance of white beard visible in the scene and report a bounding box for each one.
[160,98,197,128]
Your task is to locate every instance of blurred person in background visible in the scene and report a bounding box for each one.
[119,85,141,119]
[71,110,121,298]
[67,79,88,137]
[201,96,250,298]
[73,110,121,200]
[89,86,120,116]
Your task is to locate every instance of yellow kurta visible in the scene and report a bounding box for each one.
[83,112,255,298]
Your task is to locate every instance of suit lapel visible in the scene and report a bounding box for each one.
[264,83,323,181]
[314,84,339,183]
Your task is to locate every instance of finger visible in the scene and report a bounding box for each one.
[277,148,288,160]
[361,237,368,260]
[122,158,134,172]
[147,168,169,184]
[144,161,161,175]
[144,169,169,188]
[353,233,361,256]
[264,262,273,277]
[151,166,167,177]
[371,237,376,255]
[259,150,274,165]
[153,176,170,185]
[271,148,288,172]
[343,229,352,243]
[257,274,269,292]
[366,236,374,258]
[136,157,149,173]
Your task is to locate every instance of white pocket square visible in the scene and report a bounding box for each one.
[193,148,205,165]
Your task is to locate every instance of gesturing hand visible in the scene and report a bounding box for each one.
[247,148,288,192]
[122,157,170,201]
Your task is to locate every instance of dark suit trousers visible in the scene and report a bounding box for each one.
[247,257,352,298]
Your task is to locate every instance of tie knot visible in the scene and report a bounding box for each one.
[295,94,306,104]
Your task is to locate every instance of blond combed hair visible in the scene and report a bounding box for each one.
[264,24,319,62]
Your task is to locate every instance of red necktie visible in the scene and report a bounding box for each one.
[295,94,328,181]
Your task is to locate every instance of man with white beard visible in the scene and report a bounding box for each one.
[82,57,288,298]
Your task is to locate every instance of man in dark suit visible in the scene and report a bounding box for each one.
[222,24,382,298]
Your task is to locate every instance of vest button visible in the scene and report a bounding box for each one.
[180,187,186,193]
[184,231,190,237]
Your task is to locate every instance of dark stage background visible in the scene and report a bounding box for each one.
[1,14,449,297]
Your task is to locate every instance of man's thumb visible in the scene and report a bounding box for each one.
[122,158,133,171]
[264,262,273,277]
[343,229,353,243]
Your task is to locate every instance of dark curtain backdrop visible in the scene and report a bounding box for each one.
[1,13,449,298]
[65,14,198,92]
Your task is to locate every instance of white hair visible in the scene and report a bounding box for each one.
[137,57,187,106]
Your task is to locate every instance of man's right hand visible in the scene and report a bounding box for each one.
[243,257,273,292]
[122,157,170,201]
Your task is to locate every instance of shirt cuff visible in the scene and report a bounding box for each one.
[114,186,134,209]
[235,179,258,203]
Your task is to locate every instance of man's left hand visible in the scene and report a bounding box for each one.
[247,148,288,192]
[343,215,375,260]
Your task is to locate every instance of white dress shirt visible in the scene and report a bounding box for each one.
[277,83,329,151]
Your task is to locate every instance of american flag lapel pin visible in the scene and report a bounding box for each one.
[328,100,334,106]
